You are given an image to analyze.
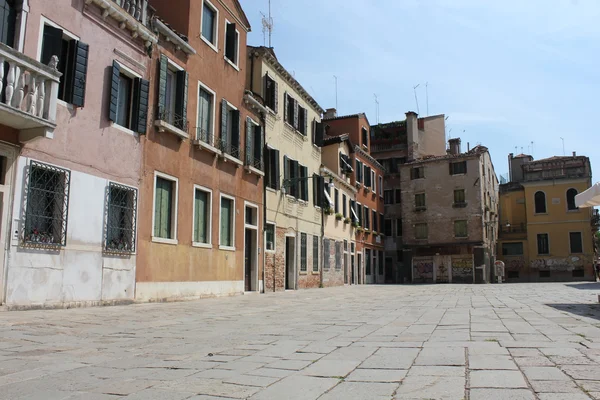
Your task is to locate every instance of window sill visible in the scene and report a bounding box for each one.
[192,242,212,249]
[245,165,265,176]
[219,245,236,252]
[567,209,581,213]
[194,139,222,156]
[111,122,137,136]
[222,153,243,167]
[155,120,189,140]
[224,56,240,71]
[266,187,278,194]
[265,249,276,254]
[299,271,308,275]
[534,213,548,216]
[152,237,178,245]
[450,173,466,176]
[201,36,219,53]
[311,271,319,275]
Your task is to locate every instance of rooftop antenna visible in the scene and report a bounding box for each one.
[413,84,420,114]
[530,141,534,157]
[261,0,274,47]
[333,75,338,110]
[560,137,565,156]
[425,82,429,116]
[374,94,379,124]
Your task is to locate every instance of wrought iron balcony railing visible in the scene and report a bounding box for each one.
[216,137,242,160]
[156,110,188,132]
[195,127,215,146]
[245,154,264,171]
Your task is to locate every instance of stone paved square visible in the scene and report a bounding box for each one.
[2,283,600,399]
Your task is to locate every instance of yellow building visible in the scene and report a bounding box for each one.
[498,153,596,281]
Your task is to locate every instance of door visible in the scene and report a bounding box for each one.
[285,236,295,290]
[0,147,15,305]
[244,229,252,291]
[357,253,362,284]
[365,249,374,284]
[351,254,355,284]
[385,257,394,283]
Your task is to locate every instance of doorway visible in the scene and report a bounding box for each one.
[0,146,15,305]
[285,236,295,290]
[243,203,259,292]
[357,253,362,284]
[365,249,374,284]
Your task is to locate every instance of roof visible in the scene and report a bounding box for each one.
[232,0,251,31]
[530,155,589,163]
[248,46,324,114]
[404,145,490,165]
[322,133,355,152]
[322,112,370,126]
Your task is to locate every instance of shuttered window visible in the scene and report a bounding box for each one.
[224,22,239,65]
[415,223,428,239]
[201,1,217,45]
[266,148,280,190]
[313,235,319,272]
[109,61,149,134]
[153,175,177,239]
[197,86,213,143]
[323,239,330,270]
[157,55,188,131]
[193,187,211,244]
[264,73,278,112]
[454,220,468,238]
[300,233,307,272]
[220,196,235,248]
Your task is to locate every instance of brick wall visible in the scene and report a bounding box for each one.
[322,238,345,287]
[264,227,287,292]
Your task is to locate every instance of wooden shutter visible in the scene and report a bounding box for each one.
[292,160,299,198]
[231,109,240,154]
[174,70,188,130]
[245,117,253,165]
[40,25,63,65]
[293,99,299,129]
[225,23,236,61]
[283,155,289,183]
[256,125,264,170]
[108,61,120,122]
[273,80,279,113]
[304,108,308,136]
[66,40,89,107]
[315,121,324,147]
[302,166,308,200]
[274,149,281,190]
[283,92,288,123]
[131,78,149,134]
[317,176,324,207]
[220,99,228,149]
[157,54,168,118]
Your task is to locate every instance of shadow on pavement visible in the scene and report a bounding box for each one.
[566,282,600,291]
[546,303,600,321]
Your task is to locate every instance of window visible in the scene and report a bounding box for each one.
[361,127,368,148]
[411,166,424,180]
[357,202,362,227]
[334,188,339,214]
[384,190,394,205]
[350,200,359,224]
[342,194,347,218]
[396,219,403,237]
[567,188,578,211]
[298,164,309,201]
[324,239,330,270]
[219,195,235,248]
[502,242,523,256]
[153,173,178,241]
[224,21,239,66]
[245,118,264,170]
[363,165,372,188]
[335,241,342,270]
[378,250,384,275]
[379,176,383,197]
[534,191,547,214]
[355,159,363,184]
[108,62,149,134]
[157,55,188,131]
[298,106,308,135]
[24,161,70,246]
[265,148,280,190]
[539,270,550,278]
[40,22,89,106]
[340,153,353,174]
[300,233,307,272]
[449,161,467,175]
[0,0,16,47]
[395,189,402,204]
[415,193,426,210]
[372,210,378,232]
[312,173,325,207]
[454,220,468,238]
[264,73,278,113]
[284,93,296,126]
[197,83,215,144]
[365,249,371,274]
[193,186,211,245]
[454,189,466,205]
[537,233,549,255]
[570,232,583,254]
[384,219,392,236]
[415,223,428,239]
[364,206,370,230]
[201,0,218,48]
[220,99,241,158]
[313,235,319,272]
[105,183,137,253]
[266,223,275,251]
[371,170,376,193]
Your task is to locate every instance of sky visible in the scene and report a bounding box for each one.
[240,0,600,182]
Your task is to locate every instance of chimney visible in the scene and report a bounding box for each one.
[572,151,576,157]
[406,111,419,159]
[324,108,337,119]
[448,138,461,155]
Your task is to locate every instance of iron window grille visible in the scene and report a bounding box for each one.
[216,136,243,160]
[196,126,215,147]
[105,182,137,253]
[23,161,71,246]
[157,109,188,131]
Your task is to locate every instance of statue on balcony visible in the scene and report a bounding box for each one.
[48,55,59,72]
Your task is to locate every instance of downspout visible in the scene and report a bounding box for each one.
[320,173,324,288]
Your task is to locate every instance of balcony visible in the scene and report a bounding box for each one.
[499,223,527,239]
[216,137,243,167]
[371,142,407,153]
[154,110,189,140]
[0,43,61,143]
[193,128,221,155]
[245,153,264,176]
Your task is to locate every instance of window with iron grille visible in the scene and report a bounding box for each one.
[312,235,319,272]
[24,161,71,246]
[537,233,549,255]
[335,241,342,270]
[300,233,307,272]
[105,183,137,252]
[324,239,330,270]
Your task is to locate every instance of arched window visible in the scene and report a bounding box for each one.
[567,188,578,210]
[534,191,546,214]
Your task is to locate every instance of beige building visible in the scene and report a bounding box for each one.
[320,134,357,285]
[246,46,324,291]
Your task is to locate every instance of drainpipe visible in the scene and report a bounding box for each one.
[320,177,325,289]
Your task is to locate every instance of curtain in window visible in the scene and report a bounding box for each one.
[194,190,208,243]
[202,4,215,42]
[221,198,232,246]
[198,89,212,141]
[117,74,132,128]
[154,177,172,238]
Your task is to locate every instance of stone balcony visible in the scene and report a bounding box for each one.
[0,42,61,143]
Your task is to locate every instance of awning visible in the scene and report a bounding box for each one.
[341,155,353,172]
[323,189,334,208]
[575,182,600,208]
[351,206,359,222]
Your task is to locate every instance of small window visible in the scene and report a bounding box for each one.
[221,99,241,158]
[335,241,342,270]
[312,235,319,272]
[220,195,235,248]
[449,161,467,175]
[537,233,549,255]
[323,239,330,270]
[384,190,394,205]
[395,189,401,204]
[502,242,523,256]
[384,219,392,236]
[415,223,428,239]
[454,189,466,205]
[285,94,296,126]
[197,84,215,144]
[569,232,583,254]
[264,73,278,113]
[109,62,149,134]
[24,161,70,246]
[193,187,211,245]
[396,219,402,237]
[201,0,218,47]
[566,188,578,211]
[245,118,264,170]
[411,166,424,180]
[454,220,468,238]
[572,269,584,277]
[415,193,426,210]
[379,176,383,197]
[265,148,280,190]
[105,183,137,253]
[361,127,368,147]
[534,191,547,214]
[153,174,178,240]
[300,233,307,272]
[298,106,308,135]
[539,270,550,278]
[224,21,239,66]
[265,223,275,252]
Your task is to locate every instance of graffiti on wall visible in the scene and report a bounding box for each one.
[503,257,526,270]
[413,258,433,282]
[452,257,473,283]
[530,255,592,271]
[436,262,449,283]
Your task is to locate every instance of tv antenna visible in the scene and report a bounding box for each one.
[374,94,379,124]
[560,137,565,156]
[261,0,274,47]
[413,84,420,114]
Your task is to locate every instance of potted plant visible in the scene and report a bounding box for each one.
[364,229,371,235]
[344,217,351,224]
[356,226,364,233]
[335,213,343,221]
[324,207,333,215]
[372,231,378,235]
[351,221,359,228]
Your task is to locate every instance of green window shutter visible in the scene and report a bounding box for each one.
[66,40,89,107]
[317,175,324,207]
[220,198,232,246]
[245,117,253,165]
[132,78,150,134]
[283,92,288,123]
[231,109,240,155]
[293,99,299,129]
[274,149,281,190]
[255,125,264,170]
[291,160,299,198]
[283,155,288,181]
[174,70,188,130]
[221,99,228,150]
[154,177,172,238]
[312,173,318,206]
[273,80,279,113]
[108,61,120,122]
[194,190,208,243]
[157,54,168,119]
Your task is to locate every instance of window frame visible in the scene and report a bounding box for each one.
[161,58,185,127]
[449,161,467,175]
[219,192,236,251]
[200,0,219,52]
[105,181,138,253]
[265,221,276,253]
[415,192,426,210]
[454,220,468,238]
[379,175,383,197]
[453,189,466,205]
[566,188,579,211]
[192,184,213,248]
[152,171,179,245]
[196,80,217,145]
[371,170,376,193]
[569,231,583,254]
[415,223,427,239]
[110,62,142,134]
[384,190,394,205]
[536,233,550,255]
[411,166,424,180]
[534,191,547,214]
[223,19,240,70]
